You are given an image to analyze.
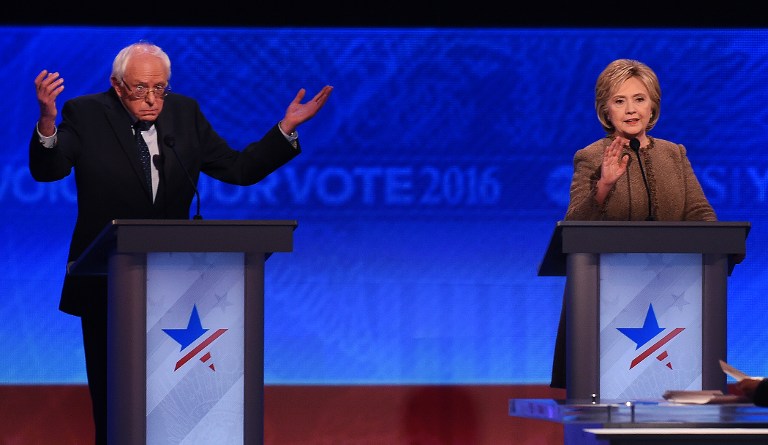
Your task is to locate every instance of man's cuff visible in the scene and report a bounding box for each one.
[278,120,298,143]
[36,122,58,148]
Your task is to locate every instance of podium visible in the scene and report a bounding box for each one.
[539,221,750,400]
[69,219,298,445]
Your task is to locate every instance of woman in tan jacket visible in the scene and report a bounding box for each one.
[551,58,717,388]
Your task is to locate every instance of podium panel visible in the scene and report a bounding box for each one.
[539,221,750,401]
[69,219,297,445]
[599,253,702,399]
[146,252,246,444]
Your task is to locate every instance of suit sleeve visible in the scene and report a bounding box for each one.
[28,125,75,182]
[565,146,606,221]
[753,378,768,407]
[678,144,717,221]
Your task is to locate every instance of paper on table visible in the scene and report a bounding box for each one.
[660,360,755,404]
[720,359,750,381]
[662,389,742,404]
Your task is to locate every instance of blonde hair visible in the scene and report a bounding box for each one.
[595,59,661,134]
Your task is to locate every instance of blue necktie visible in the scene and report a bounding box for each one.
[133,121,152,192]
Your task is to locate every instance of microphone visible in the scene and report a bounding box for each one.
[629,137,654,221]
[152,154,163,169]
[163,135,203,220]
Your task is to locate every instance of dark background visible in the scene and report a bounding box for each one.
[4,3,766,28]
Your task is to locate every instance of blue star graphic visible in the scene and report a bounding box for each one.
[617,304,664,350]
[162,305,209,351]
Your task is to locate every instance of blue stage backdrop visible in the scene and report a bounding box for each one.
[2,26,766,385]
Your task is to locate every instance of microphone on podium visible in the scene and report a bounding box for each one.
[163,135,203,220]
[629,137,654,221]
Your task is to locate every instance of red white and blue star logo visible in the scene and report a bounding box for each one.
[617,304,685,370]
[162,305,228,372]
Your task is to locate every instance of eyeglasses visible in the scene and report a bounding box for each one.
[122,79,171,99]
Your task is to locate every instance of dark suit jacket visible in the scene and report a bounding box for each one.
[754,379,768,407]
[29,87,300,316]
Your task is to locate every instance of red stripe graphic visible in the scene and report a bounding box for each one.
[174,328,228,371]
[629,327,684,369]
